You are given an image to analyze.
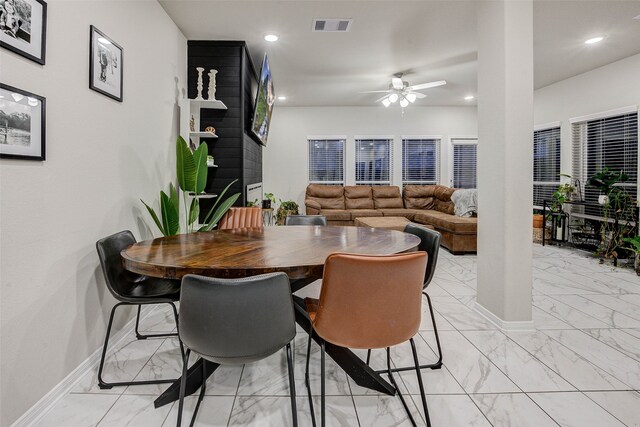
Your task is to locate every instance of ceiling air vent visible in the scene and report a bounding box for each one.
[312,18,353,32]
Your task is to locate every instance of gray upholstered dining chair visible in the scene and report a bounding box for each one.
[176,273,298,427]
[96,230,184,389]
[285,215,327,226]
[366,224,443,372]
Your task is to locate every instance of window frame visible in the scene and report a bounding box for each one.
[354,136,394,186]
[450,137,478,189]
[307,135,346,185]
[401,136,441,186]
[532,123,562,208]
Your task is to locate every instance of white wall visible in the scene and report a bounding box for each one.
[534,52,640,178]
[263,106,477,209]
[0,1,186,424]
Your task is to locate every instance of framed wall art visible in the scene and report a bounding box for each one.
[0,0,47,64]
[0,82,45,161]
[89,25,123,102]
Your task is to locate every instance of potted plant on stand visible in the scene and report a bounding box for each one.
[548,182,574,241]
[623,236,640,275]
[262,192,276,209]
[276,200,299,225]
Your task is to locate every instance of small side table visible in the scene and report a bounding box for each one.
[262,208,274,226]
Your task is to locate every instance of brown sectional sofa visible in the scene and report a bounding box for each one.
[305,184,477,254]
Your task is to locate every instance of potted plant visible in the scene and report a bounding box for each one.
[141,136,240,236]
[589,167,629,205]
[533,210,544,229]
[276,200,299,225]
[623,236,640,275]
[548,183,574,241]
[262,192,276,209]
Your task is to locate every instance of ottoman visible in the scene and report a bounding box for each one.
[354,216,434,232]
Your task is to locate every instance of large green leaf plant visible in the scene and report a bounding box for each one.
[141,136,240,236]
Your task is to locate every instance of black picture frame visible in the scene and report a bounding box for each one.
[0,83,46,161]
[0,0,47,65]
[89,25,123,102]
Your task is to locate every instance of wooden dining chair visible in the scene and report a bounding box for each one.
[218,206,263,230]
[304,252,430,427]
[176,273,298,426]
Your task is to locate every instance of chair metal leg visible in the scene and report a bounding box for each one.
[176,349,191,427]
[187,357,207,427]
[305,330,317,427]
[168,302,186,360]
[320,340,326,427]
[286,343,298,427]
[366,349,372,365]
[410,338,432,427]
[386,347,417,427]
[135,303,180,340]
[98,302,179,389]
[384,292,443,374]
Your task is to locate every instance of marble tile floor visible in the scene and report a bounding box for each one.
[34,244,640,426]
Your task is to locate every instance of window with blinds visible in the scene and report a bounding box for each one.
[355,138,392,185]
[402,138,440,185]
[308,138,345,184]
[452,139,477,189]
[572,112,638,216]
[533,127,561,207]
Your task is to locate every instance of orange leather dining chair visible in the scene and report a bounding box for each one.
[218,207,263,230]
[304,252,431,427]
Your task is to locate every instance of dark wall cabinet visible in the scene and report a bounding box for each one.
[187,41,263,215]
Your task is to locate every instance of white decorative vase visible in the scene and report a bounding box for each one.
[195,67,205,100]
[598,195,609,205]
[207,69,218,100]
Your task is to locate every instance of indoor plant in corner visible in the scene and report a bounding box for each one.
[141,136,240,236]
[623,236,640,275]
[276,200,299,225]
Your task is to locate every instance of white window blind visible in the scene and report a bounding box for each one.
[452,139,477,189]
[308,138,345,184]
[355,138,392,185]
[533,127,561,207]
[402,138,440,185]
[572,112,638,210]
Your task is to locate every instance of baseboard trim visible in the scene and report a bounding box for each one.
[11,305,158,427]
[473,301,535,332]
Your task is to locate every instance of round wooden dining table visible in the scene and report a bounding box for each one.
[121,226,420,408]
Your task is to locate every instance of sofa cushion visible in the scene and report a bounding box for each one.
[414,210,477,234]
[344,186,374,209]
[372,186,404,209]
[319,209,351,221]
[403,185,437,210]
[349,209,383,220]
[377,209,418,220]
[306,184,345,210]
[432,186,456,214]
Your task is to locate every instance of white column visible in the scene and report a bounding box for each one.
[476,0,534,327]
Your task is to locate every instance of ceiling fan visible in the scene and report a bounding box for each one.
[362,74,446,107]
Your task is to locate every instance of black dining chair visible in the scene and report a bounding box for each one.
[285,215,327,226]
[366,224,443,372]
[96,230,184,389]
[176,273,298,427]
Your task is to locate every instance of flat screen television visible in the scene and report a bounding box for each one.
[250,54,275,145]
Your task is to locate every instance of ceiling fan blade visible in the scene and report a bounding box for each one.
[407,80,447,91]
[408,92,427,99]
[391,77,404,90]
[360,90,391,94]
[375,94,390,103]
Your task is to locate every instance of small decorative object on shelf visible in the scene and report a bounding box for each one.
[207,69,218,100]
[189,115,195,132]
[189,138,197,152]
[195,67,205,100]
[205,126,216,134]
[206,155,215,167]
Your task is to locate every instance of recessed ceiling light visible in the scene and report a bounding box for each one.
[277,96,286,101]
[585,36,604,45]
[264,34,279,42]
[464,95,474,101]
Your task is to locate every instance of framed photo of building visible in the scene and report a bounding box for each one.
[89,25,123,102]
[0,0,47,65]
[0,83,46,161]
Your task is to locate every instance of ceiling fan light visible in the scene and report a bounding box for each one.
[399,98,409,108]
[391,77,404,90]
[382,98,391,107]
[406,93,417,103]
[388,93,399,103]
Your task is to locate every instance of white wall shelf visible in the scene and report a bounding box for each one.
[189,131,218,138]
[187,192,218,199]
[189,99,227,110]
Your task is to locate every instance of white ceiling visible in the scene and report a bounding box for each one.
[159,0,640,107]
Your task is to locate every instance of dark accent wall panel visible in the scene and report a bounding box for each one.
[187,41,262,215]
